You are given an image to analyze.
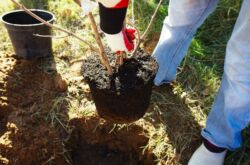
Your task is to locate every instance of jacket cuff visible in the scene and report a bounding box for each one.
[99,3,127,34]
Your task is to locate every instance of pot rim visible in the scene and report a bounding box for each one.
[0,9,55,27]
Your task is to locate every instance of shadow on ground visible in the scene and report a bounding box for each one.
[146,84,203,164]
[143,33,203,164]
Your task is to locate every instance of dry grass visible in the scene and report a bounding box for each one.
[0,0,249,164]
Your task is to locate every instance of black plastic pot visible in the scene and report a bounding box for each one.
[82,51,158,123]
[88,78,154,123]
[1,9,55,59]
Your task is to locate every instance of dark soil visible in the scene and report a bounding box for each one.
[69,117,156,165]
[81,50,158,123]
[0,47,202,165]
[0,52,157,165]
[82,49,158,92]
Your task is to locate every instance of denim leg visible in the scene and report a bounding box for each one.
[202,0,250,151]
[153,0,219,86]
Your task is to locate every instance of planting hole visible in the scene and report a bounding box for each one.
[69,116,156,165]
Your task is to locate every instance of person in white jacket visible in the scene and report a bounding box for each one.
[74,0,135,53]
[75,0,250,164]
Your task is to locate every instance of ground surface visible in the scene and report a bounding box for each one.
[1,0,250,165]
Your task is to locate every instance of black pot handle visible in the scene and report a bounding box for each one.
[33,33,69,39]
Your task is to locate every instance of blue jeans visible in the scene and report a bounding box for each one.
[153,0,250,151]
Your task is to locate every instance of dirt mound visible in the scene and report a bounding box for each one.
[0,53,68,165]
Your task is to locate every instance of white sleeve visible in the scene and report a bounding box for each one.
[104,31,128,52]
[97,0,121,8]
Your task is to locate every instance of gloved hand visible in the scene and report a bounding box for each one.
[105,28,135,52]
[97,0,129,8]
[75,0,134,52]
[74,0,97,14]
[98,0,135,52]
[74,0,128,8]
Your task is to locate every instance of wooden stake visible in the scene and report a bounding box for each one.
[119,54,124,65]
[115,52,125,66]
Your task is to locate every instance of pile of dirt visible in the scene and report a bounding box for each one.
[0,53,68,165]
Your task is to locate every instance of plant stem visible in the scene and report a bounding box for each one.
[10,0,113,75]
[88,13,113,75]
[141,0,163,40]
[132,0,163,57]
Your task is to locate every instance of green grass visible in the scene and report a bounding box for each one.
[171,1,250,164]
[0,0,249,164]
[19,0,49,9]
[133,0,250,164]
[179,0,242,113]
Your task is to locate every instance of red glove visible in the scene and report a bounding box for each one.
[125,28,136,49]
[99,0,135,52]
[105,28,135,52]
[98,0,129,8]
